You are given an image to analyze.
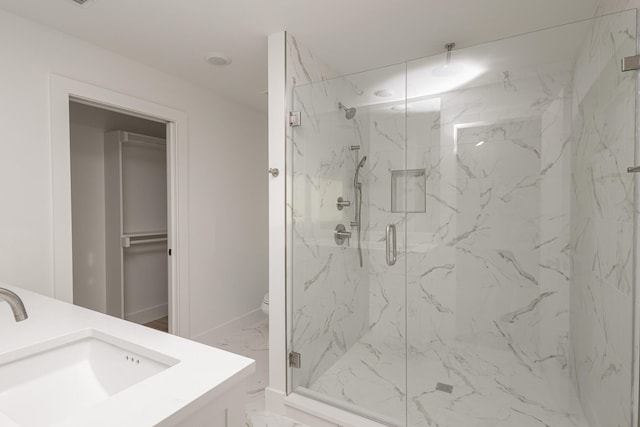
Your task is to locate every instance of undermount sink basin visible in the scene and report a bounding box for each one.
[0,329,179,427]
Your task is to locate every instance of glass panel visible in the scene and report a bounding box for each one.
[405,10,637,427]
[289,63,408,425]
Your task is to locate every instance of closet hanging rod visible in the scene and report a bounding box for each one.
[121,236,168,248]
[122,231,167,238]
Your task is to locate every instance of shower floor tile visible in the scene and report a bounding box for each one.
[308,331,589,427]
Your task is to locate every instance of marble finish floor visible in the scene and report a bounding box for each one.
[308,331,589,427]
[210,316,589,426]
[211,315,311,427]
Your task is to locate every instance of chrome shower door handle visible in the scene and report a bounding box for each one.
[386,224,397,266]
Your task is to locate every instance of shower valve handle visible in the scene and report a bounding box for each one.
[334,224,351,246]
[336,197,351,210]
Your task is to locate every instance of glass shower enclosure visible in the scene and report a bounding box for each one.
[287,10,638,427]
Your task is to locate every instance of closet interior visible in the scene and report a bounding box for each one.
[69,101,170,332]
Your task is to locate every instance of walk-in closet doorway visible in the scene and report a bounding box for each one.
[70,102,170,330]
[50,75,190,337]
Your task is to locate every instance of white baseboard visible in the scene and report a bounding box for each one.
[125,303,168,324]
[191,308,266,345]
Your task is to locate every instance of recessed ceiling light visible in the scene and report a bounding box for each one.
[391,104,413,112]
[205,53,232,66]
[374,89,394,98]
[69,0,98,7]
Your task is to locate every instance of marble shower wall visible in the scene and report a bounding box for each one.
[284,7,639,425]
[286,33,371,389]
[569,10,636,427]
[362,58,576,379]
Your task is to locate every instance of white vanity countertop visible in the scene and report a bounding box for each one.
[0,284,255,427]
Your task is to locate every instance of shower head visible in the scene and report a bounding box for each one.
[338,102,357,120]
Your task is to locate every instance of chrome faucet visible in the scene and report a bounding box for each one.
[0,288,28,322]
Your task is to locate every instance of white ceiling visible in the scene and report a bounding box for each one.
[0,0,600,111]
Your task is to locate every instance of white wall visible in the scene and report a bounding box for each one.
[0,9,268,338]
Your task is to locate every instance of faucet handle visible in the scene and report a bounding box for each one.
[336,197,351,211]
[334,224,352,246]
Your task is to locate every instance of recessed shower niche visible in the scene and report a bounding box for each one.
[390,169,426,213]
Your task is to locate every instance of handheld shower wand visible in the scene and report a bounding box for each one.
[354,155,367,187]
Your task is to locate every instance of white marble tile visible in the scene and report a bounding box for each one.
[210,316,312,427]
[569,10,637,427]
[308,330,589,427]
[283,8,638,427]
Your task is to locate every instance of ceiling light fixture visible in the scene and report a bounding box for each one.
[391,104,411,112]
[205,53,232,66]
[69,0,98,7]
[374,89,394,98]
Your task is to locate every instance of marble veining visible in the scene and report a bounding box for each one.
[284,7,638,427]
[569,10,636,427]
[309,330,587,427]
[211,316,312,427]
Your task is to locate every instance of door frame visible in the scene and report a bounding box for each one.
[50,74,190,337]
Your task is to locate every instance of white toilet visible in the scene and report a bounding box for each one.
[261,293,269,316]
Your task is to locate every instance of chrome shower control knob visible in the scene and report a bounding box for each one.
[334,224,351,246]
[336,197,351,210]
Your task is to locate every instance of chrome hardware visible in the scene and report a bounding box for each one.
[349,145,360,151]
[336,197,351,210]
[622,55,640,72]
[0,288,28,322]
[334,224,352,246]
[386,224,397,266]
[289,111,301,127]
[627,166,640,173]
[289,351,301,368]
[268,168,280,177]
[350,221,359,228]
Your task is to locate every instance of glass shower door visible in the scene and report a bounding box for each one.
[405,11,637,427]
[288,63,409,425]
[286,10,637,427]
